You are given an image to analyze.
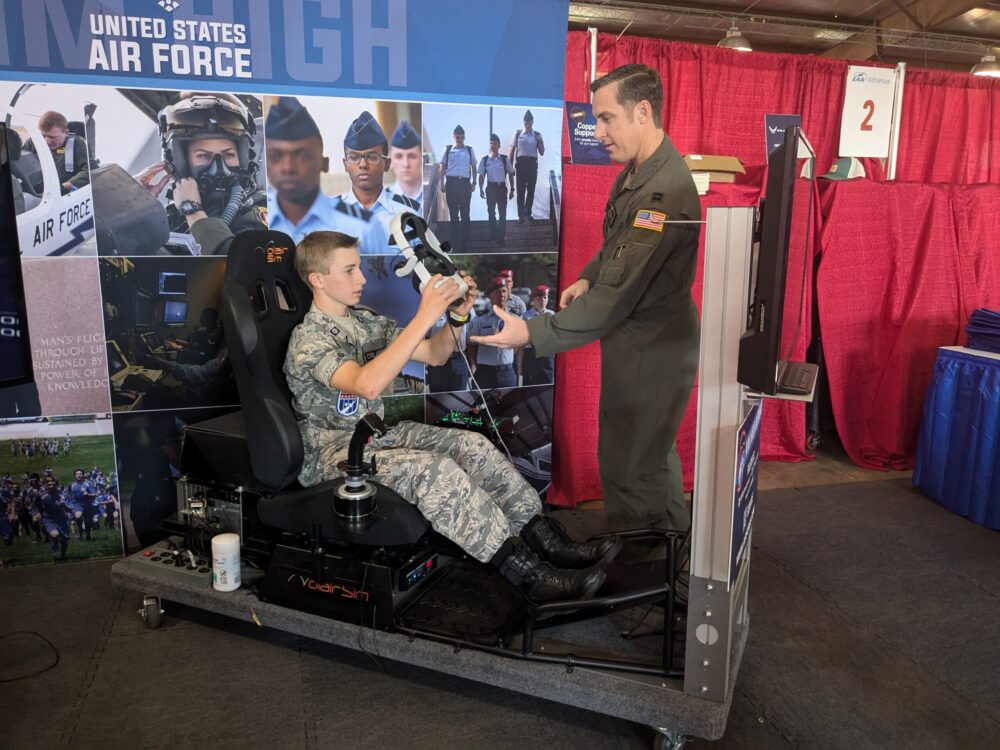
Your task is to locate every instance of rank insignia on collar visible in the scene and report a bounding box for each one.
[633,209,667,232]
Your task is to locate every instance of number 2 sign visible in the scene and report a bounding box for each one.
[839,65,898,158]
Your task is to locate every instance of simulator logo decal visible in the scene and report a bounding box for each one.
[288,574,370,602]
[266,245,286,263]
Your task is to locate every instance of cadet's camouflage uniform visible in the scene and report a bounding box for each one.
[284,303,541,563]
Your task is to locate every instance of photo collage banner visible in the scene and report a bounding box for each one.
[0,0,568,565]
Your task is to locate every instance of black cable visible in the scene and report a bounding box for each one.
[0,631,60,682]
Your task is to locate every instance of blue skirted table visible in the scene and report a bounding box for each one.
[914,346,1000,529]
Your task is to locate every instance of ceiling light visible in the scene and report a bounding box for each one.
[971,52,1000,77]
[717,24,752,52]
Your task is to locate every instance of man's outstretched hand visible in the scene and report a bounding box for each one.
[468,306,530,349]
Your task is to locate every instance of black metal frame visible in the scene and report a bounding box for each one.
[398,529,690,678]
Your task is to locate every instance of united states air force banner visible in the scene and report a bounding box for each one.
[0,0,567,566]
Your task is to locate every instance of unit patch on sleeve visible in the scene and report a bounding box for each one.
[633,209,667,232]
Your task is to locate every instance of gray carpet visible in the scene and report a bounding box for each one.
[2,478,999,749]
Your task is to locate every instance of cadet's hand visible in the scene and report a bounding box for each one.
[134,160,171,197]
[559,279,591,308]
[416,274,462,324]
[479,189,485,199]
[469,306,530,349]
[452,273,478,317]
[508,188,514,200]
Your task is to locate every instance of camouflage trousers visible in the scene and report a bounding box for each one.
[314,421,541,563]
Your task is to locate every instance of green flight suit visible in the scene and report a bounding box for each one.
[168,188,268,255]
[526,135,701,529]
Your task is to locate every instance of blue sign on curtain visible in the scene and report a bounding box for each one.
[565,101,611,165]
[0,0,569,106]
[765,114,802,157]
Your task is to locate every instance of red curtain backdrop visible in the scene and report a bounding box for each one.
[816,181,1000,470]
[551,31,1000,504]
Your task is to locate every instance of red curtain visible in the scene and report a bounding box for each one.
[815,181,1000,470]
[897,70,1000,185]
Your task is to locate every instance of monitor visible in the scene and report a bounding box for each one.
[134,287,154,329]
[0,124,33,389]
[106,340,129,377]
[158,271,187,295]
[163,299,188,326]
[737,125,801,395]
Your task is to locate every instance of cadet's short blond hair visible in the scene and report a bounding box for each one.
[294,231,359,286]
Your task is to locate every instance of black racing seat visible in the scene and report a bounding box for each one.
[220,230,430,546]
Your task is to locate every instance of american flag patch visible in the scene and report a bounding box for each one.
[633,209,667,232]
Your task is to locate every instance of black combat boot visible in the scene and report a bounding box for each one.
[491,539,605,602]
[520,515,623,569]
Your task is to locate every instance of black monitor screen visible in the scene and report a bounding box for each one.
[106,341,128,376]
[158,272,187,295]
[737,125,800,395]
[0,125,33,388]
[163,300,188,326]
[135,288,153,328]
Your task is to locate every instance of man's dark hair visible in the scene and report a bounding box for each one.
[591,64,663,128]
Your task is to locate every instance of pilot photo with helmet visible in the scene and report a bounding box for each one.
[134,92,267,255]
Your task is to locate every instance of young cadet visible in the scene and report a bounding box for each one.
[389,120,423,208]
[283,231,620,601]
[339,111,420,234]
[466,277,518,389]
[521,285,555,385]
[438,125,476,251]
[477,134,515,246]
[509,109,544,222]
[471,64,702,532]
[264,97,388,254]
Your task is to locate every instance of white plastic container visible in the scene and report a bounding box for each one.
[211,533,241,592]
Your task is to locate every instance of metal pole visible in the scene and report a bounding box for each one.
[588,26,598,99]
[887,62,906,180]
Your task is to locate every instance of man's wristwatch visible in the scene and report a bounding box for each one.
[178,200,203,216]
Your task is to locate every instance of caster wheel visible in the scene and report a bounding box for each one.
[139,596,163,629]
[652,727,688,750]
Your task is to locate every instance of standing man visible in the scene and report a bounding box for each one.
[467,278,518,389]
[438,125,476,251]
[478,134,515,247]
[340,111,420,235]
[28,111,97,194]
[390,120,423,208]
[264,97,388,253]
[472,64,702,531]
[509,110,544,222]
[521,285,555,385]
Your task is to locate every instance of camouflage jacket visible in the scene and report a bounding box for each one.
[283,303,399,486]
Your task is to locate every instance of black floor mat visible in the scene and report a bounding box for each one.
[397,560,526,646]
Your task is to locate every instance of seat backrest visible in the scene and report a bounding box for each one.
[222,230,313,492]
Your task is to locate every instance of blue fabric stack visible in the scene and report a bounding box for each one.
[966,308,1000,354]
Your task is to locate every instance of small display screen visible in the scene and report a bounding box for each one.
[106,341,128,376]
[158,272,187,295]
[163,299,188,326]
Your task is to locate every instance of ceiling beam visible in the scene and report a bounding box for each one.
[821,0,982,59]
